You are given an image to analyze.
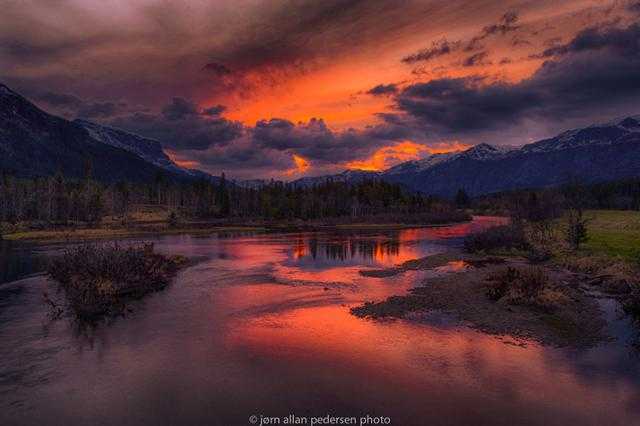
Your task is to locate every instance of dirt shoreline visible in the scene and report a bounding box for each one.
[353,253,610,348]
[1,219,472,242]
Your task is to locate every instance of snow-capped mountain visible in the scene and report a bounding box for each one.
[382,116,640,197]
[0,83,215,183]
[384,152,456,175]
[75,119,197,178]
[3,82,640,196]
[286,116,640,197]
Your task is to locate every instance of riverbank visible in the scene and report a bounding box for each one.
[352,253,610,347]
[352,210,640,348]
[1,225,267,243]
[0,216,473,242]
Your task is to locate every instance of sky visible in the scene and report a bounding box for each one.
[2,0,640,179]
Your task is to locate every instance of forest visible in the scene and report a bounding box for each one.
[468,178,640,214]
[0,171,467,228]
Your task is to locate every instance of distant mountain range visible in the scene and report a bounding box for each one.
[292,116,640,197]
[2,83,640,196]
[0,83,216,183]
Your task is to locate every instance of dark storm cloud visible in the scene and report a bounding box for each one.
[402,39,460,64]
[202,62,232,77]
[511,36,531,47]
[465,11,520,51]
[0,34,119,65]
[194,140,294,178]
[77,101,120,119]
[462,51,491,67]
[26,89,125,120]
[111,98,243,151]
[162,97,199,120]
[367,84,398,96]
[252,117,409,163]
[396,77,536,133]
[203,105,227,117]
[203,0,439,77]
[190,116,414,178]
[402,12,520,66]
[33,91,83,108]
[627,1,640,14]
[394,22,640,137]
[478,11,519,37]
[534,22,640,58]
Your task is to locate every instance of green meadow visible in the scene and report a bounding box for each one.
[584,210,640,259]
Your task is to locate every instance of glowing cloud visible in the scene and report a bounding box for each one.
[345,141,470,171]
[164,149,201,169]
[427,141,473,154]
[286,154,310,176]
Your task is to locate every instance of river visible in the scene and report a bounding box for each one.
[1,217,639,426]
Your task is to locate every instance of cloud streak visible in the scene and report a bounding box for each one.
[391,22,640,142]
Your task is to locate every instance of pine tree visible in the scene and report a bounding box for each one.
[455,188,470,208]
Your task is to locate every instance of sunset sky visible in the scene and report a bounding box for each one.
[2,0,639,179]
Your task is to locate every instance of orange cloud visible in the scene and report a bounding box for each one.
[285,154,310,176]
[426,141,473,154]
[164,149,201,169]
[345,140,470,171]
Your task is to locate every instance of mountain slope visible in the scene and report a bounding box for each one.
[0,84,197,183]
[73,119,220,182]
[75,119,186,175]
[286,117,640,197]
[382,117,640,197]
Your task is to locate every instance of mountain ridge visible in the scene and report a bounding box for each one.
[2,83,639,196]
[0,83,217,183]
[292,116,640,197]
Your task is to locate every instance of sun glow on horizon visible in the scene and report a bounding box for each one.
[345,140,471,172]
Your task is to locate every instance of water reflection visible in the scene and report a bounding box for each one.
[0,240,49,284]
[1,216,638,426]
[297,235,401,263]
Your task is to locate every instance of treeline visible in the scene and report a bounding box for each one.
[0,171,464,226]
[469,178,640,214]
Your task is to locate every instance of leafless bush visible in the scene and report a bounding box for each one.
[486,266,557,307]
[464,224,529,253]
[47,243,186,320]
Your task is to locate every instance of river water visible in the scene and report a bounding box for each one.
[1,217,639,426]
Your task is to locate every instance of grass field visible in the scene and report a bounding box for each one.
[584,210,640,259]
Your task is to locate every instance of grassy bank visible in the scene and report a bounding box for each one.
[1,213,472,242]
[351,209,640,346]
[583,210,640,259]
[2,225,266,243]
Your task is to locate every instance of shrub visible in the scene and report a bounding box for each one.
[485,266,552,306]
[47,243,184,320]
[564,208,589,250]
[168,211,179,228]
[485,267,519,300]
[623,289,640,321]
[464,224,529,253]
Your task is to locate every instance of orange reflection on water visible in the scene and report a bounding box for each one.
[226,304,640,424]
